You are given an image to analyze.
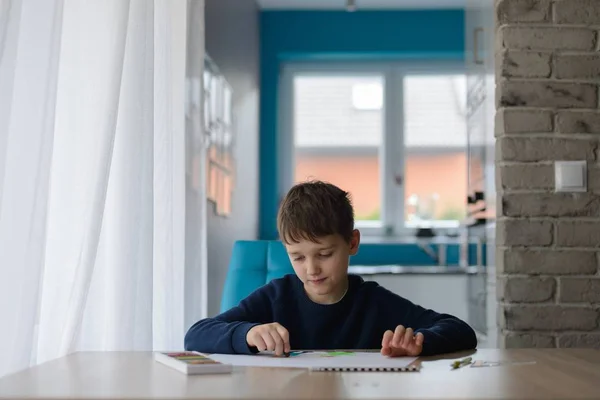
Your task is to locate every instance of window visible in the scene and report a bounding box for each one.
[352,82,383,110]
[404,74,467,228]
[280,63,467,236]
[292,75,384,225]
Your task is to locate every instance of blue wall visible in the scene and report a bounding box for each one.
[258,10,468,265]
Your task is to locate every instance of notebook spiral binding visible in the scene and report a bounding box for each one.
[313,365,420,372]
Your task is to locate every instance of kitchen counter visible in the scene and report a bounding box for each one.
[348,265,483,275]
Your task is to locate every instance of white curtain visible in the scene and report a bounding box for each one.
[0,0,207,377]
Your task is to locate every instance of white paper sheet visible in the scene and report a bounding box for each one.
[208,351,418,371]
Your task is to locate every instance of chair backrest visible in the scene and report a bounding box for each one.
[220,240,293,313]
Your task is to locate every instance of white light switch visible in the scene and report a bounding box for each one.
[555,161,587,192]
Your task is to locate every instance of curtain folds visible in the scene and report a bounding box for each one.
[0,0,206,377]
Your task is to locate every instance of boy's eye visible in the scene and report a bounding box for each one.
[319,253,332,258]
[293,256,305,262]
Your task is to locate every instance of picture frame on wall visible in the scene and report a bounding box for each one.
[204,55,234,217]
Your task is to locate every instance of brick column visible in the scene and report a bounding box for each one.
[496,0,600,348]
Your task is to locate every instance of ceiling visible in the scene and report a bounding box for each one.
[256,0,465,9]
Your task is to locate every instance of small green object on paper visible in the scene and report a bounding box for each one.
[322,351,355,357]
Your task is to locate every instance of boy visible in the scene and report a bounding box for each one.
[185,181,477,357]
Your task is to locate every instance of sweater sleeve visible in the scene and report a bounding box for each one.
[184,284,275,354]
[374,286,477,356]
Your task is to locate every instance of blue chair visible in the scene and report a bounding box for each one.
[220,240,293,313]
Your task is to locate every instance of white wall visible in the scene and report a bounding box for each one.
[205,0,260,316]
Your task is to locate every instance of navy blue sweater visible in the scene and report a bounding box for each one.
[185,274,477,356]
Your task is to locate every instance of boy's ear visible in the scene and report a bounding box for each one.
[349,229,360,255]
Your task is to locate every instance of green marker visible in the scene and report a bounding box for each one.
[451,356,472,369]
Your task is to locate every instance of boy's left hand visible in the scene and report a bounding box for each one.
[381,325,424,357]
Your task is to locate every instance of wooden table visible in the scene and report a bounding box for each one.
[0,349,599,399]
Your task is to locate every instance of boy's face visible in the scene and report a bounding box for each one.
[284,230,360,304]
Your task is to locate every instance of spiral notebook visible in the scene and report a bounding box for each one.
[209,351,420,372]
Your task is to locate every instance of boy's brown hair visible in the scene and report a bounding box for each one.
[277,180,355,244]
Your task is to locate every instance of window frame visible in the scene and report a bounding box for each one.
[279,61,466,238]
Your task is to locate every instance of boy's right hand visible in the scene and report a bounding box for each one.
[246,322,291,356]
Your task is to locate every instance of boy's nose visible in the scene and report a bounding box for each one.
[306,260,321,276]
